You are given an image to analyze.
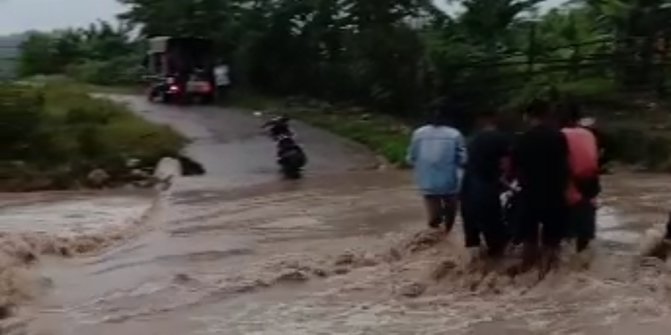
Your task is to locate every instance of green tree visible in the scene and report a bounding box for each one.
[19,32,59,76]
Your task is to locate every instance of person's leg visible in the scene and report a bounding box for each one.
[442,195,458,234]
[424,195,442,229]
[519,192,541,267]
[539,196,568,276]
[505,190,524,246]
[482,193,508,257]
[574,200,596,252]
[461,191,482,248]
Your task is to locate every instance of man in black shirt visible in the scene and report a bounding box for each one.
[512,99,570,271]
[462,110,511,258]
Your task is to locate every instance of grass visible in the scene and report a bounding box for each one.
[288,109,410,165]
[228,92,411,165]
[0,81,185,191]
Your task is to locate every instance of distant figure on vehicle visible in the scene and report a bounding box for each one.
[214,62,231,100]
[407,102,467,233]
[461,109,512,258]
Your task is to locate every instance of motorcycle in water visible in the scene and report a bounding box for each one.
[262,116,307,179]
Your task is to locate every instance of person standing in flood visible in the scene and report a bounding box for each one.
[512,99,570,272]
[407,104,467,233]
[561,102,600,254]
[461,110,512,257]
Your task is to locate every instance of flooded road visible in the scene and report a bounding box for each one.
[2,97,671,334]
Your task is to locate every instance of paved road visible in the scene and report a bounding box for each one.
[109,95,379,187]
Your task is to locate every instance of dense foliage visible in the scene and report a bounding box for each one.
[111,0,671,118]
[0,82,185,190]
[16,0,671,119]
[18,22,144,85]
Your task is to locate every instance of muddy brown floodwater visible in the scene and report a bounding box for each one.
[2,96,671,334]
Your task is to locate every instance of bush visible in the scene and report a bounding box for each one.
[0,83,185,190]
[66,55,144,86]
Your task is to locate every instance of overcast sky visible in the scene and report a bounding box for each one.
[0,0,569,35]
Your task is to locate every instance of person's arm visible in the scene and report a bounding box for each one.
[455,132,467,167]
[406,131,419,167]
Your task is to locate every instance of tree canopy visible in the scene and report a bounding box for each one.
[19,0,671,119]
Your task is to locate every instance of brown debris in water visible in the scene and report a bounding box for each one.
[430,260,458,281]
[334,251,355,266]
[275,269,310,283]
[399,282,427,298]
[406,230,445,253]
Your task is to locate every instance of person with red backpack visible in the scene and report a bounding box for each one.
[561,102,601,253]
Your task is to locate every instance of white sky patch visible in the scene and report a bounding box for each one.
[0,0,569,34]
[0,0,125,34]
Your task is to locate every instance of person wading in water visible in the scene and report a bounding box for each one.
[561,102,601,255]
[462,109,512,259]
[407,102,467,233]
[512,99,570,275]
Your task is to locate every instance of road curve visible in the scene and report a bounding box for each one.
[108,95,380,186]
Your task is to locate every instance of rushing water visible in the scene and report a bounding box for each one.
[2,97,671,334]
[0,170,665,335]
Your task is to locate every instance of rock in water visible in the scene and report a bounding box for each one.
[154,157,182,181]
[178,156,206,176]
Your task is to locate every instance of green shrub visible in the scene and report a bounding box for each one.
[0,83,185,190]
[66,55,144,86]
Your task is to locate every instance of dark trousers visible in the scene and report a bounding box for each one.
[568,199,596,252]
[461,176,508,255]
[519,190,567,248]
[423,195,458,231]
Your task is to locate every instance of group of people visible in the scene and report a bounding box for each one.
[407,98,603,271]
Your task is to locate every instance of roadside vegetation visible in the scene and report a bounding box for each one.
[0,82,185,191]
[14,0,671,170]
[18,22,143,86]
[281,99,411,165]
